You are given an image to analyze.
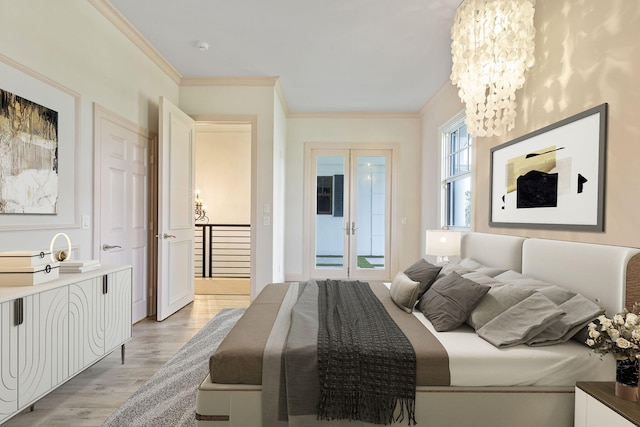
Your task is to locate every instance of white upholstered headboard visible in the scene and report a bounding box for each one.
[461,232,526,272]
[460,232,640,317]
[522,238,640,316]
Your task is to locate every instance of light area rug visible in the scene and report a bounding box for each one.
[102,308,245,427]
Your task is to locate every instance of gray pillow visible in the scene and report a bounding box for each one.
[466,284,537,330]
[476,292,565,348]
[437,263,473,279]
[526,294,603,346]
[457,258,485,271]
[389,272,420,313]
[474,266,507,277]
[494,270,603,345]
[404,259,442,300]
[437,258,504,280]
[572,318,602,347]
[417,272,490,332]
[495,270,574,305]
[461,271,502,286]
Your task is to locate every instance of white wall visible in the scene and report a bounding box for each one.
[285,116,422,280]
[473,0,640,249]
[0,1,430,301]
[272,93,287,283]
[195,123,251,224]
[425,0,640,250]
[0,1,178,258]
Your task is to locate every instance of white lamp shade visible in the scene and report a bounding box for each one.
[425,230,461,257]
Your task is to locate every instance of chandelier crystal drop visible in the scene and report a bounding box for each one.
[450,0,536,137]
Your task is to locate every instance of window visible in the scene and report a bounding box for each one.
[441,116,472,229]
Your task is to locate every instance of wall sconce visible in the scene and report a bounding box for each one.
[425,230,461,264]
[450,0,536,137]
[194,190,209,223]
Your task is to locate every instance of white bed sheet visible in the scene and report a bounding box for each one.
[412,310,615,387]
[383,280,614,388]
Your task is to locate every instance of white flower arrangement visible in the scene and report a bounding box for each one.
[587,304,640,360]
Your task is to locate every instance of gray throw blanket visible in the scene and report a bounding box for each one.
[316,280,416,425]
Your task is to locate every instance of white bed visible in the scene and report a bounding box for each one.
[196,233,640,427]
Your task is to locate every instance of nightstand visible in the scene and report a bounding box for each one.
[575,382,640,426]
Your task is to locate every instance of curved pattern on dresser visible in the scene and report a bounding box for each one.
[0,300,18,418]
[69,277,105,373]
[0,266,132,425]
[104,270,132,352]
[19,287,69,406]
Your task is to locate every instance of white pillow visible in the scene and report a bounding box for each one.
[389,272,420,313]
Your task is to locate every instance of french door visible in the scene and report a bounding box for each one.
[308,147,392,280]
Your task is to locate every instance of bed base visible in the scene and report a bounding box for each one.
[197,234,640,427]
[196,375,574,427]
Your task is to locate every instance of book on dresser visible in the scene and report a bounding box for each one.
[59,259,101,273]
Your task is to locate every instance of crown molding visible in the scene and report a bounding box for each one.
[274,79,291,116]
[180,76,279,87]
[288,111,421,119]
[88,2,424,120]
[89,0,182,85]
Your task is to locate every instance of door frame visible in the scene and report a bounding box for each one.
[192,114,258,297]
[303,141,400,281]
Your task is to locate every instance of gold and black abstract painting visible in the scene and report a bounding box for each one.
[490,104,607,231]
[0,88,59,214]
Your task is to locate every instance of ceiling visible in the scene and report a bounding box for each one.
[108,0,461,114]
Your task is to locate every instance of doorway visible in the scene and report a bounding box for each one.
[193,122,252,295]
[307,146,393,281]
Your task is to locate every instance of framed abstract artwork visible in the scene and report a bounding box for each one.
[0,54,80,229]
[0,88,59,214]
[489,103,607,231]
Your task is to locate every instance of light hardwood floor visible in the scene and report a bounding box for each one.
[194,277,250,295]
[2,294,251,427]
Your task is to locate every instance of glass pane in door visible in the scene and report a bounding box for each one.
[356,155,386,270]
[315,155,345,269]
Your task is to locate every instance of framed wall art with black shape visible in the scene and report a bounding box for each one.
[489,103,607,231]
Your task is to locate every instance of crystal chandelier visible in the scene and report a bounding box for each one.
[450,0,536,137]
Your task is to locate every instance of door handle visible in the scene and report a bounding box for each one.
[14,298,24,326]
[163,233,176,239]
[344,221,350,236]
[351,221,357,235]
[102,244,122,251]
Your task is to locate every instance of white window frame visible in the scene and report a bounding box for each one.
[440,112,473,230]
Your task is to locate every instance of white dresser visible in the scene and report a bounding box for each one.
[0,265,132,424]
[575,382,640,426]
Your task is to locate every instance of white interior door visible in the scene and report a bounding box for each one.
[309,148,391,280]
[95,105,151,323]
[157,97,195,321]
